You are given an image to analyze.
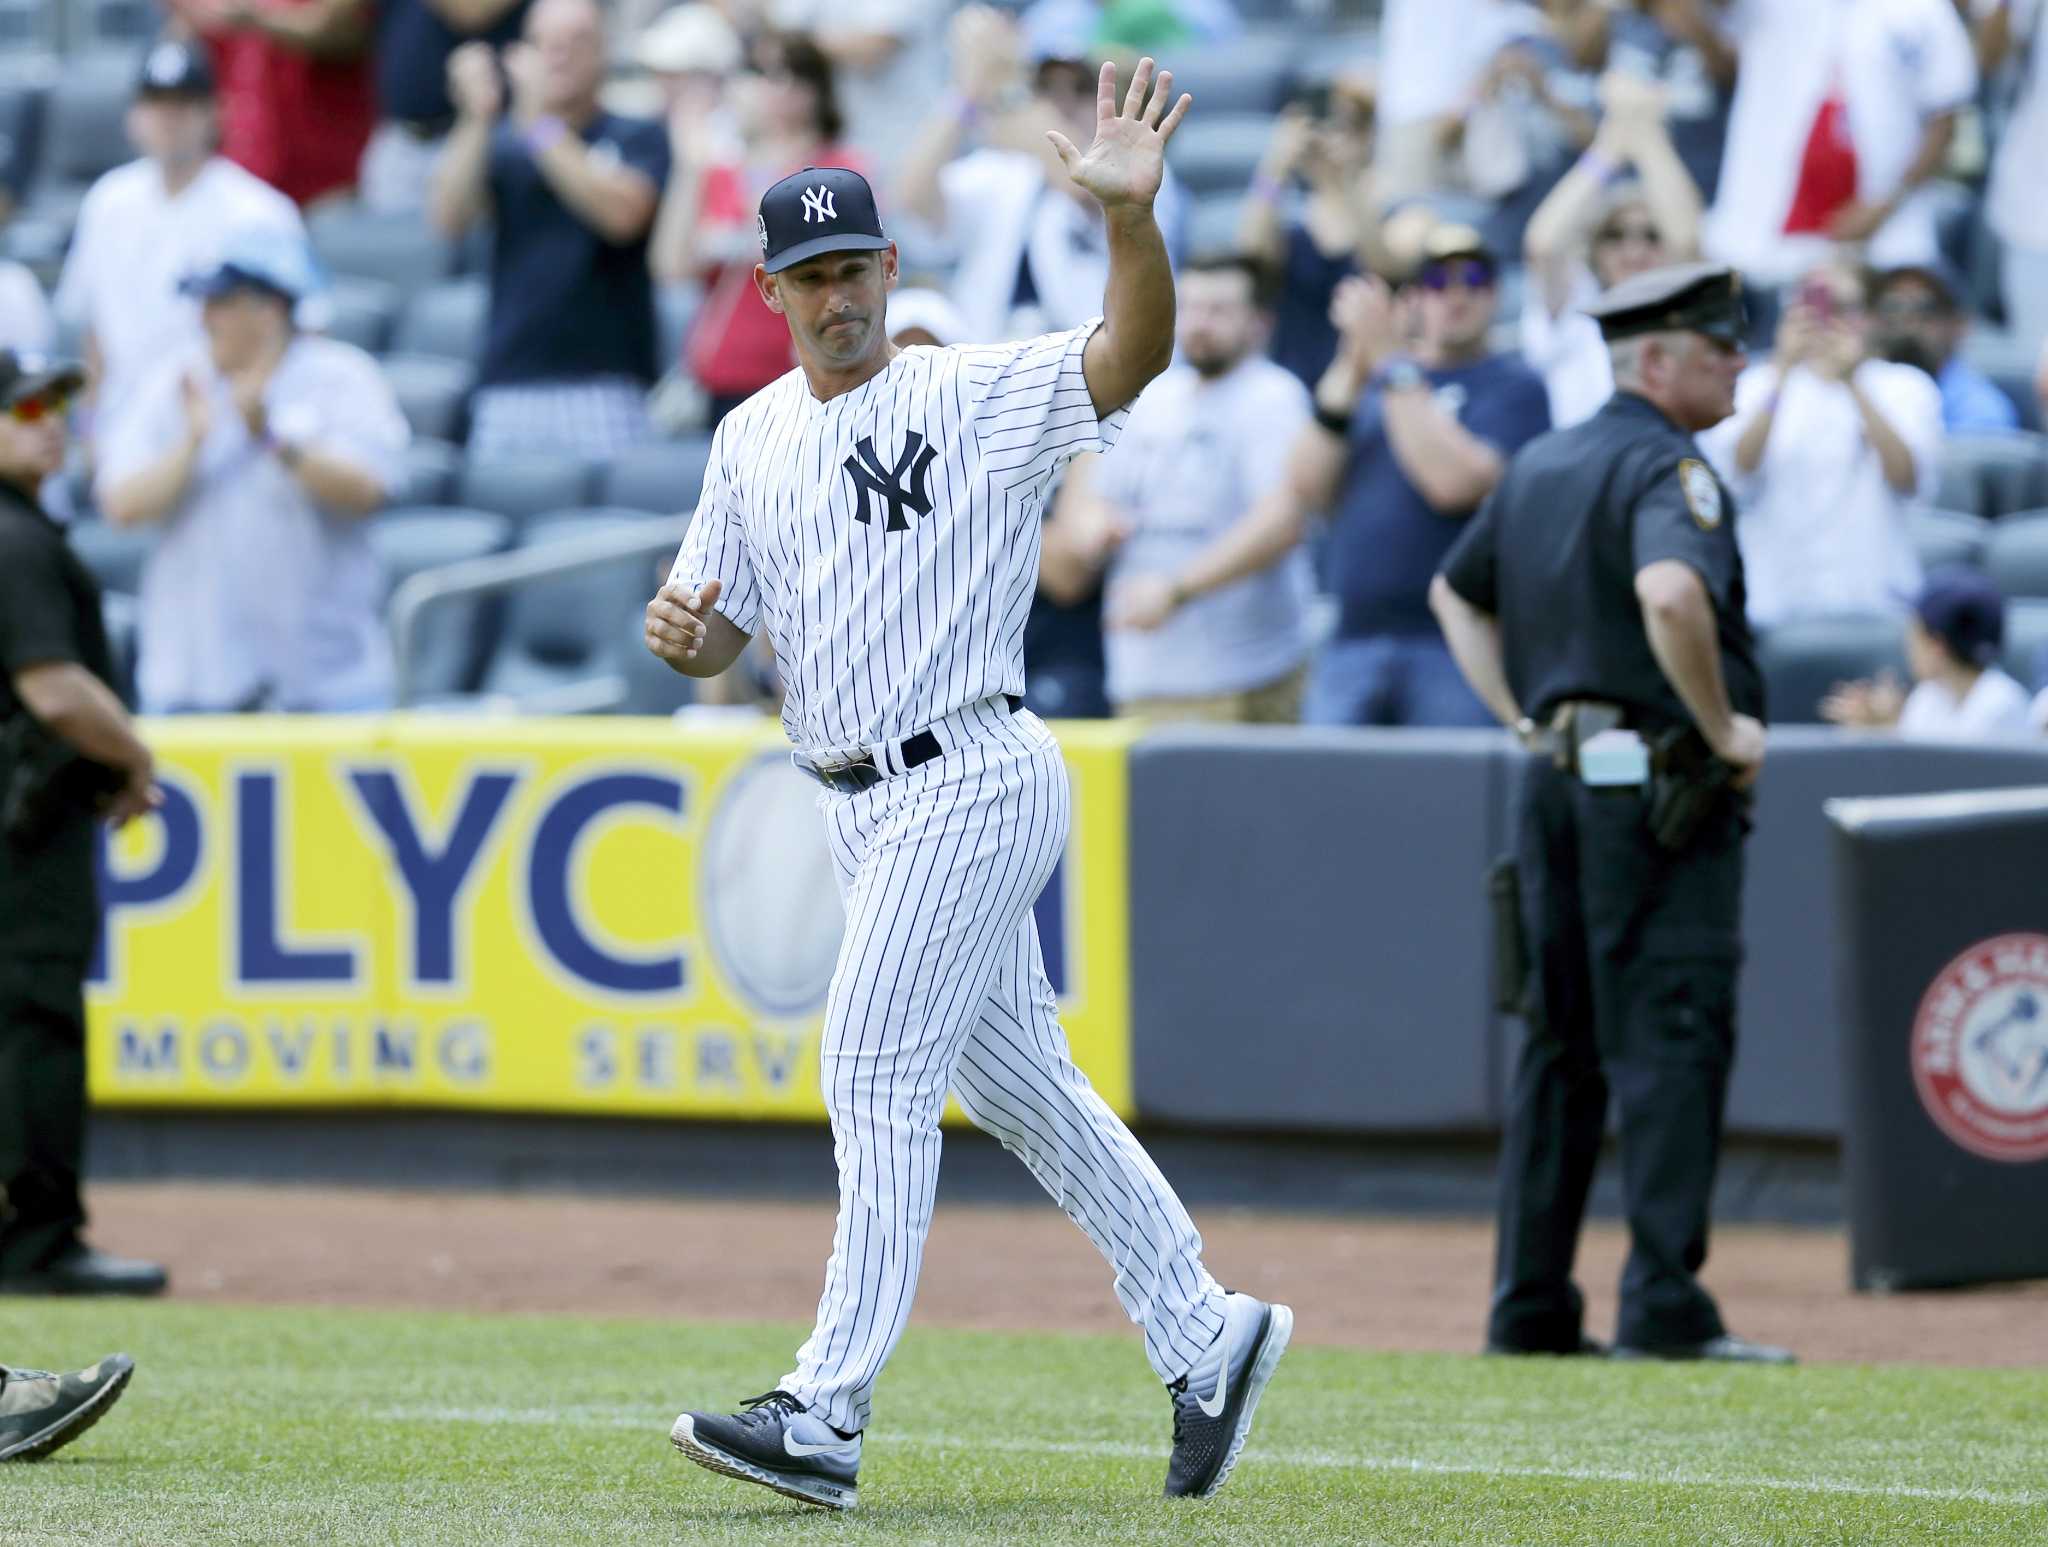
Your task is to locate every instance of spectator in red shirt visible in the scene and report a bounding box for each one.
[168,0,378,208]
[648,30,867,425]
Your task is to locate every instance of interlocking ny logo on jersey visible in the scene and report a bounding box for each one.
[802,185,837,223]
[842,433,937,532]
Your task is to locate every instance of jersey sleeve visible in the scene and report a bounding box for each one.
[1629,449,1739,610]
[968,319,1131,496]
[1438,486,1502,612]
[666,425,761,635]
[0,524,86,676]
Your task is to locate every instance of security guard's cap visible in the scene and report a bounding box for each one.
[758,167,890,275]
[1584,261,1746,345]
[0,350,85,410]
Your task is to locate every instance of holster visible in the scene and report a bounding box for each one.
[1644,725,1740,853]
[1488,856,1529,1015]
[0,713,123,851]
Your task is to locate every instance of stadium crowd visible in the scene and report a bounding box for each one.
[5,0,2048,734]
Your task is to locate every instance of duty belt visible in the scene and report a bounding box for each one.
[795,694,1025,795]
[1520,700,1650,787]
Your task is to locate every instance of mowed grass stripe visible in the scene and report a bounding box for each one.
[3,1301,2044,1546]
[369,1403,2048,1507]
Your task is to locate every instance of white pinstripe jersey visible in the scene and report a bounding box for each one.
[668,320,1129,755]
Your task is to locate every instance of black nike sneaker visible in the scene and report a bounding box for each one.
[1164,1292,1293,1499]
[670,1389,861,1511]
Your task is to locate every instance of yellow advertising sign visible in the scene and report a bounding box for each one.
[87,716,1136,1119]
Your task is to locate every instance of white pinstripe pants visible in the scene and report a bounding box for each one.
[781,703,1228,1433]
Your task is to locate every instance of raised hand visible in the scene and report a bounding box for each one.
[1046,58,1193,212]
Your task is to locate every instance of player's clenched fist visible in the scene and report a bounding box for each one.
[645,578,724,665]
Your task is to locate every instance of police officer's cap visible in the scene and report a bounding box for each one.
[1584,261,1746,345]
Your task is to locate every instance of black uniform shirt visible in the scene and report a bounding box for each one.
[0,480,115,960]
[1439,391,1764,732]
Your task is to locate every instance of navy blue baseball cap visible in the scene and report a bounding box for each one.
[758,167,890,275]
[136,38,215,99]
[1915,567,2005,667]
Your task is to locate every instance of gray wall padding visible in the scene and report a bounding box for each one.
[1128,727,2048,1139]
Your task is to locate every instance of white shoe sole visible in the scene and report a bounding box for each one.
[1199,1301,1293,1500]
[669,1413,858,1511]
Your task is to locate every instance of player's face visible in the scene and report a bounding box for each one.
[1177,269,1260,377]
[128,96,214,169]
[760,247,899,369]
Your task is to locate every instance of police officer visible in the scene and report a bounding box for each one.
[1428,263,1791,1363]
[0,351,167,1297]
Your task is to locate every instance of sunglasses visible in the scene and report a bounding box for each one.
[1417,259,1496,292]
[8,390,71,423]
[1595,222,1661,246]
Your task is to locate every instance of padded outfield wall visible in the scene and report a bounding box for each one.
[83,717,2048,1140]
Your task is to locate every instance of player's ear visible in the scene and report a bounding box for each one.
[882,243,900,291]
[754,264,785,315]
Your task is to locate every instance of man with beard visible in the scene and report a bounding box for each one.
[1043,253,1314,722]
[1867,263,2021,435]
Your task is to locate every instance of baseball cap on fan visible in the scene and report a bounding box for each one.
[758,167,890,275]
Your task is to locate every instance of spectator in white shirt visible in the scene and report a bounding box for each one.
[95,228,408,714]
[897,8,1186,345]
[1972,0,2048,347]
[1521,70,1704,427]
[53,41,304,444]
[1042,255,1315,722]
[1374,0,1534,201]
[1822,569,2036,739]
[1699,262,1942,630]
[1704,0,1976,290]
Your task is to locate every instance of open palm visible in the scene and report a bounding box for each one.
[1048,58,1193,210]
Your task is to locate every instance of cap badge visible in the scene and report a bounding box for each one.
[801,186,837,224]
[1678,458,1722,531]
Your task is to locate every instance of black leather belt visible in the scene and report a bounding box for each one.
[796,695,1024,794]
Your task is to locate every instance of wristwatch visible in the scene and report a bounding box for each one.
[1375,355,1427,395]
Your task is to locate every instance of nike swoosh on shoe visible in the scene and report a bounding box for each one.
[784,1433,857,1458]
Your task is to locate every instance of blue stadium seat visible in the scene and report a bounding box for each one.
[2004,599,2048,690]
[1757,615,1908,724]
[1905,505,1992,575]
[391,277,488,364]
[370,506,514,697]
[1161,32,1298,115]
[99,588,138,706]
[1935,432,2048,520]
[309,203,455,294]
[1186,194,1246,258]
[381,352,474,442]
[40,51,132,188]
[478,509,681,709]
[1167,113,1274,198]
[1985,510,2048,599]
[66,517,154,597]
[456,451,597,529]
[318,275,400,354]
[599,435,714,516]
[0,76,46,201]
[396,436,463,507]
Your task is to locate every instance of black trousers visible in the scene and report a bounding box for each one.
[1487,758,1745,1351]
[0,955,88,1276]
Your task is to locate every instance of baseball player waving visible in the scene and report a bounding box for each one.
[647,58,1290,1512]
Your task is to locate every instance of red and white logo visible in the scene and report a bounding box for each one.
[1911,934,2048,1164]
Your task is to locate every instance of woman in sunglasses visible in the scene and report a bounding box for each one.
[1522,70,1704,428]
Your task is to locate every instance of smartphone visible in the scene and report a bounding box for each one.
[1800,279,1836,323]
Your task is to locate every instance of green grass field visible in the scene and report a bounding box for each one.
[2,1301,2042,1546]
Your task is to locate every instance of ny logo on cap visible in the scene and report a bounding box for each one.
[801,186,837,224]
[145,41,186,85]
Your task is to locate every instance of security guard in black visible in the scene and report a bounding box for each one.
[1431,263,1790,1364]
[0,351,166,1296]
